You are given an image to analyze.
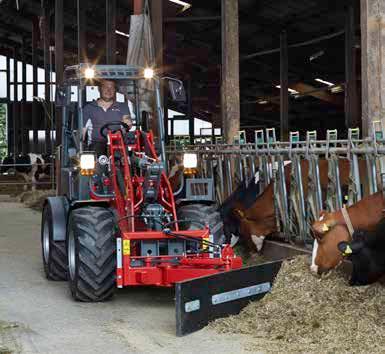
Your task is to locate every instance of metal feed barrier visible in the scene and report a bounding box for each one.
[166,121,385,244]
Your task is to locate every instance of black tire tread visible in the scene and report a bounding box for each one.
[69,207,116,302]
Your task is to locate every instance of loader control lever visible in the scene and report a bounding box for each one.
[100,121,131,139]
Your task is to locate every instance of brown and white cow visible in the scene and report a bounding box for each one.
[310,191,385,273]
[224,159,366,253]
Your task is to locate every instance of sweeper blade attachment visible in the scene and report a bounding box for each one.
[175,260,282,336]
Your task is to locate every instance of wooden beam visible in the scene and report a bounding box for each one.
[21,38,27,154]
[280,31,289,141]
[360,0,385,137]
[77,0,87,63]
[55,0,64,147]
[221,0,240,144]
[43,3,51,153]
[345,5,358,129]
[133,0,144,15]
[290,83,344,107]
[106,0,117,64]
[32,17,39,152]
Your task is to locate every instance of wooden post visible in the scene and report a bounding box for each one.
[55,0,64,146]
[21,38,27,154]
[13,47,18,156]
[361,0,385,137]
[32,17,39,152]
[43,3,51,153]
[345,5,358,129]
[221,0,240,144]
[280,31,289,141]
[77,0,87,64]
[106,0,117,64]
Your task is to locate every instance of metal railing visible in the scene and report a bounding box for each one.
[166,123,385,244]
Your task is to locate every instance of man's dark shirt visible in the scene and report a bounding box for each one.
[83,100,129,144]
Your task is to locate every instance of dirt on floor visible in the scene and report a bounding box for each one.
[212,256,385,354]
[0,320,22,354]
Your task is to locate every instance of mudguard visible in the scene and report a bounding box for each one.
[175,260,282,336]
[44,196,69,241]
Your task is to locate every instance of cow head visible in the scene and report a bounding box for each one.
[312,210,340,238]
[311,224,350,274]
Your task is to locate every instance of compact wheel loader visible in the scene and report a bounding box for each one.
[41,64,281,335]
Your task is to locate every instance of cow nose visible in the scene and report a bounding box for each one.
[310,264,319,274]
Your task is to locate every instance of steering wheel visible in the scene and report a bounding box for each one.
[100,121,130,139]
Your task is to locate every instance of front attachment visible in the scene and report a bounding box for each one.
[175,260,282,336]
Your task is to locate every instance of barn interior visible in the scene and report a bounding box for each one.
[0,0,364,158]
[1,0,385,353]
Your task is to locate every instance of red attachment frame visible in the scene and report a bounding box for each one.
[90,130,242,287]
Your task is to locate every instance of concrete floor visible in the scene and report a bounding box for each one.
[0,202,252,354]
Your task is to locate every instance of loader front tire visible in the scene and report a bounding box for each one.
[67,206,116,302]
[177,204,225,245]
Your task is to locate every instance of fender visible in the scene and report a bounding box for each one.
[44,196,69,242]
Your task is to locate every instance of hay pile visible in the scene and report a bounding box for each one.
[17,190,55,211]
[213,256,385,353]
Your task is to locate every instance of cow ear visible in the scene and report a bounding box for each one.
[337,241,352,256]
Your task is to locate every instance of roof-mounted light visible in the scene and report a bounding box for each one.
[84,67,95,79]
[144,68,154,79]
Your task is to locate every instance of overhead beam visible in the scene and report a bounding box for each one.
[360,0,384,137]
[221,0,240,144]
[290,83,344,107]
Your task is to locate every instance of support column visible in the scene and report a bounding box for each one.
[345,5,358,129]
[361,0,385,137]
[133,0,144,15]
[280,31,289,141]
[77,0,87,63]
[221,0,240,144]
[43,2,51,153]
[106,0,116,64]
[187,78,193,144]
[150,0,163,139]
[13,47,19,156]
[32,17,39,152]
[6,55,11,155]
[55,0,64,147]
[21,38,27,154]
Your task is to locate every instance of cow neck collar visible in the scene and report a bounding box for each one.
[341,206,354,239]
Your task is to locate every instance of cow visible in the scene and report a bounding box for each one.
[310,191,385,273]
[338,219,385,285]
[221,159,367,253]
[0,153,53,191]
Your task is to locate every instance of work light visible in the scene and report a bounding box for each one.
[80,153,96,175]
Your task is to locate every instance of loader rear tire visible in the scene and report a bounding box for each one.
[177,204,225,245]
[67,206,116,302]
[41,204,67,281]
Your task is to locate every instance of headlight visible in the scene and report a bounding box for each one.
[84,67,95,79]
[183,153,198,169]
[80,154,95,170]
[144,68,154,79]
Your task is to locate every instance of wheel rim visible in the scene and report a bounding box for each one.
[68,227,76,281]
[43,218,50,264]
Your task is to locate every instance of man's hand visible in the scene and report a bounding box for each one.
[122,115,133,130]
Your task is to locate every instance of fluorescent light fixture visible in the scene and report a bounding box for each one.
[258,100,269,105]
[275,85,299,95]
[115,30,130,38]
[168,0,191,12]
[144,68,154,79]
[315,78,334,86]
[84,67,95,79]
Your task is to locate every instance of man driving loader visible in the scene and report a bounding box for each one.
[82,79,134,155]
